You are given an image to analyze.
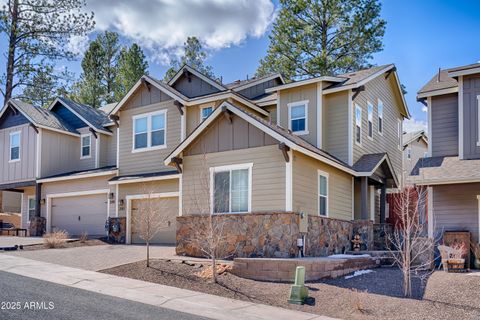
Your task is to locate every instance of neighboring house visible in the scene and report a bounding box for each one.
[402,130,428,184]
[0,63,409,249]
[412,62,480,242]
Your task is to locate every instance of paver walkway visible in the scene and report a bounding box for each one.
[0,254,336,320]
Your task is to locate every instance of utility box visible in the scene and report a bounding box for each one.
[298,212,308,233]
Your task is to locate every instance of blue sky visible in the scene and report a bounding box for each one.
[2,0,480,132]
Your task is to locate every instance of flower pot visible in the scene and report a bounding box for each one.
[447,258,466,273]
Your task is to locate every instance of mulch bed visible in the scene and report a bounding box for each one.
[101,259,480,320]
[20,238,108,251]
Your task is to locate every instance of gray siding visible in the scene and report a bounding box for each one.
[431,94,458,157]
[171,73,220,98]
[433,183,480,242]
[185,113,277,156]
[324,91,349,163]
[462,75,480,159]
[236,78,282,99]
[78,127,96,171]
[40,129,79,178]
[403,138,428,184]
[99,128,116,167]
[0,123,37,184]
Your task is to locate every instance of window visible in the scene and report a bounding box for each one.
[9,131,20,162]
[378,99,383,134]
[200,106,213,121]
[397,120,402,149]
[407,148,412,160]
[477,95,480,146]
[211,164,252,214]
[288,101,308,134]
[133,111,166,151]
[367,102,373,139]
[318,171,328,216]
[80,134,91,159]
[355,104,362,145]
[28,197,36,221]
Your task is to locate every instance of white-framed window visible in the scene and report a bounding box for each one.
[378,99,383,134]
[397,119,402,150]
[355,104,362,145]
[132,110,167,152]
[210,163,252,214]
[28,196,36,221]
[80,134,91,159]
[407,147,412,160]
[200,106,213,121]
[367,101,373,139]
[318,170,329,216]
[288,100,308,135]
[9,131,20,162]
[476,95,480,146]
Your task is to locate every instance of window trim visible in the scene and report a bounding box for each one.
[476,95,480,146]
[132,109,167,153]
[355,104,362,146]
[318,170,329,217]
[27,195,36,222]
[209,163,253,214]
[9,131,21,163]
[200,105,214,122]
[287,100,309,135]
[80,133,92,159]
[377,99,384,135]
[367,101,374,140]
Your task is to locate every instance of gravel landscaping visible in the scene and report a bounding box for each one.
[101,259,480,320]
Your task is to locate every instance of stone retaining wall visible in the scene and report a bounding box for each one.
[305,216,353,256]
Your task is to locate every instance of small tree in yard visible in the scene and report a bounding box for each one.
[387,186,437,298]
[132,186,171,267]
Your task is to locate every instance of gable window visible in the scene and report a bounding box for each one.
[318,171,329,216]
[9,131,20,162]
[211,164,252,214]
[378,99,383,134]
[200,106,213,121]
[407,148,412,160]
[367,101,373,139]
[81,134,91,159]
[133,110,167,152]
[28,197,36,221]
[355,104,362,145]
[288,101,308,135]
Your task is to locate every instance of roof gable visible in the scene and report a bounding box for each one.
[51,102,86,129]
[170,69,222,98]
[167,65,225,93]
[0,105,30,129]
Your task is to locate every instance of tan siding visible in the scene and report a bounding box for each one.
[264,105,277,124]
[123,85,173,110]
[78,127,96,170]
[99,129,116,167]
[118,100,181,175]
[0,124,36,184]
[118,179,179,217]
[40,129,79,178]
[279,84,318,146]
[182,145,286,215]
[292,151,353,221]
[352,74,403,183]
[324,91,349,163]
[185,101,223,136]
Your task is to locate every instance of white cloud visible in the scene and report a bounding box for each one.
[421,106,428,112]
[403,117,427,133]
[85,0,276,63]
[67,35,90,56]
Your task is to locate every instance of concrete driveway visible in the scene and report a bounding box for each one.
[0,236,45,247]
[2,244,182,271]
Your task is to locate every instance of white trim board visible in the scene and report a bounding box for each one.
[37,169,118,184]
[231,74,285,92]
[108,174,181,185]
[417,87,459,99]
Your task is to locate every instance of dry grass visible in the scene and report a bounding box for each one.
[79,231,88,243]
[43,230,69,248]
[350,288,368,315]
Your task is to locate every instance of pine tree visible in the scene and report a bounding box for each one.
[114,43,149,100]
[256,0,386,80]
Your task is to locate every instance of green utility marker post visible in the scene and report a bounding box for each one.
[288,266,308,305]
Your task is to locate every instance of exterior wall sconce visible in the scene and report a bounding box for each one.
[40,199,46,205]
[119,199,124,207]
[109,192,114,200]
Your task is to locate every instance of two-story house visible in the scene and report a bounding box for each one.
[412,62,480,242]
[403,130,428,185]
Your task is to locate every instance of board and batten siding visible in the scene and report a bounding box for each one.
[431,93,458,157]
[323,91,349,164]
[278,84,318,146]
[171,73,220,98]
[77,127,96,171]
[0,123,36,184]
[292,151,353,221]
[40,129,79,178]
[182,145,286,215]
[118,99,181,175]
[99,128,116,167]
[352,74,403,181]
[432,183,480,242]
[462,75,480,159]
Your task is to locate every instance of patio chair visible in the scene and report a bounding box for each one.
[438,245,453,271]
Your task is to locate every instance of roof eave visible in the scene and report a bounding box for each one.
[416,86,459,100]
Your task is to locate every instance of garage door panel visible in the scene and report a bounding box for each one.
[51,194,107,237]
[131,197,178,244]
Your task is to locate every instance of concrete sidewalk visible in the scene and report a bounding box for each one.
[0,254,337,320]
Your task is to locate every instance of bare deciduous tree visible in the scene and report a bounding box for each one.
[387,186,437,297]
[132,185,172,267]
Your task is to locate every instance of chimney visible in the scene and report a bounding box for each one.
[437,67,441,82]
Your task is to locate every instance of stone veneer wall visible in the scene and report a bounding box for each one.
[352,220,374,251]
[177,212,376,258]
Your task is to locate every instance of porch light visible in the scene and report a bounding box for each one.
[109,192,114,200]
[119,199,124,207]
[40,199,45,205]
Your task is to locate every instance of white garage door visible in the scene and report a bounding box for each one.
[51,194,107,237]
[131,197,178,244]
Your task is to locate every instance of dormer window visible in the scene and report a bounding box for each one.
[9,131,20,162]
[201,106,213,121]
[288,100,308,135]
[81,134,91,159]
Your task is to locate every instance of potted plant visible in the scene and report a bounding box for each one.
[470,240,480,269]
[447,242,467,272]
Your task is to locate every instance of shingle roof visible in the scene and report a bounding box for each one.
[57,97,111,132]
[352,153,386,172]
[403,130,427,147]
[109,170,179,182]
[409,156,480,184]
[225,73,282,89]
[417,69,458,96]
[9,99,78,134]
[324,64,393,90]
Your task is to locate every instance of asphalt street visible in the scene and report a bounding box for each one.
[0,271,210,320]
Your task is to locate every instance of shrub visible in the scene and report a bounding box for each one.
[43,230,69,248]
